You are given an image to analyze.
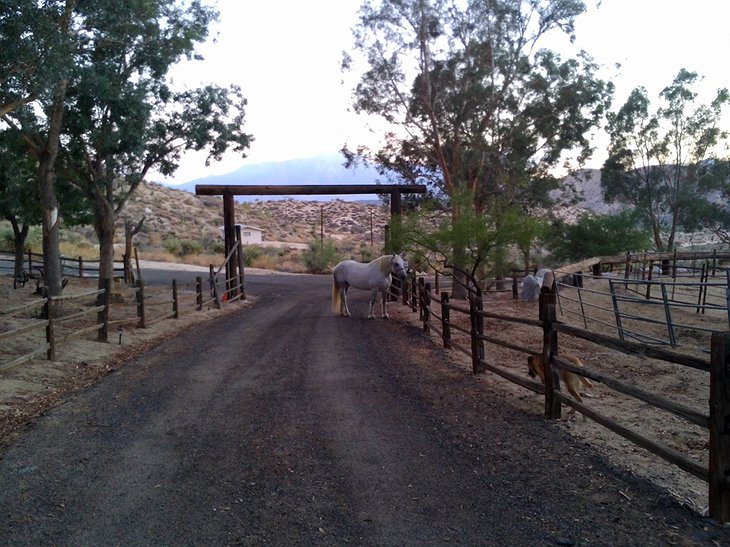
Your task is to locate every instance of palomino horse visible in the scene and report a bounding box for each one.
[332,254,409,319]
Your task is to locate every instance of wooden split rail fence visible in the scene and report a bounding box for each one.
[1,269,245,373]
[0,250,125,280]
[389,272,730,523]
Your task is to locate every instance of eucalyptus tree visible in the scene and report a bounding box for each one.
[692,159,730,245]
[602,69,729,252]
[58,0,252,285]
[345,0,613,295]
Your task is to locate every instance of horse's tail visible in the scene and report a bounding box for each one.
[332,276,341,314]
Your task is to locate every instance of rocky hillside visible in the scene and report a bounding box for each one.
[120,182,391,256]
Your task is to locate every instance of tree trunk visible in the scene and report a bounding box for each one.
[37,78,68,297]
[124,216,144,284]
[93,191,117,289]
[450,247,469,300]
[9,219,29,280]
[38,151,63,296]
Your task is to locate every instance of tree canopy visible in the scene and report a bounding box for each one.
[601,69,730,251]
[345,0,613,291]
[1,0,252,289]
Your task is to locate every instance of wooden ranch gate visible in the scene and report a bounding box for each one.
[195,183,426,293]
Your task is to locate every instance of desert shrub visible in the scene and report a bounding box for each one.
[251,254,278,270]
[162,237,202,257]
[359,246,374,262]
[163,237,182,256]
[179,239,203,256]
[241,245,262,265]
[302,240,341,274]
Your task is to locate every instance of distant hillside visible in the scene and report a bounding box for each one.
[121,180,391,257]
[118,165,722,266]
[171,153,384,202]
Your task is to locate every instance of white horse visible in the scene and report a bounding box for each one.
[332,254,409,319]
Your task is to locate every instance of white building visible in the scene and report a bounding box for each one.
[220,224,265,245]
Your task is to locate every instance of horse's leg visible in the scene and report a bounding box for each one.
[368,288,378,319]
[381,288,389,319]
[342,285,351,317]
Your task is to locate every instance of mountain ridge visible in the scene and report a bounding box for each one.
[169,153,385,202]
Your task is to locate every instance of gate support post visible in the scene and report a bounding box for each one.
[539,274,561,420]
[710,331,730,523]
[223,191,238,298]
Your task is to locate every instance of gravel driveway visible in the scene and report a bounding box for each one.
[0,274,728,545]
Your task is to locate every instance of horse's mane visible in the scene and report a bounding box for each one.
[371,254,394,274]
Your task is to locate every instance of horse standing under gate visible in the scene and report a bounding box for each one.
[332,254,408,319]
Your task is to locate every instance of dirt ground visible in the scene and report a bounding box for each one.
[1,271,727,519]
[390,275,730,518]
[0,274,254,450]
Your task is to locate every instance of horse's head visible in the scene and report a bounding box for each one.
[390,254,409,281]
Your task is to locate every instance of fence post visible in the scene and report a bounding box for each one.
[97,278,110,342]
[410,276,417,312]
[645,260,654,300]
[136,278,147,328]
[236,225,246,300]
[469,292,486,374]
[660,282,676,346]
[196,276,203,311]
[418,278,425,321]
[709,331,730,523]
[390,277,400,302]
[45,297,55,361]
[172,279,179,319]
[441,292,451,349]
[422,282,431,333]
[210,264,221,309]
[539,287,561,419]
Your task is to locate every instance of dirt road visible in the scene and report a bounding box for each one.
[0,274,727,545]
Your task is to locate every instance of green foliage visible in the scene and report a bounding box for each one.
[602,69,729,250]
[3,0,253,284]
[302,241,342,274]
[346,0,612,217]
[684,159,730,245]
[162,238,203,257]
[399,188,519,288]
[0,128,40,226]
[241,245,262,265]
[545,210,652,264]
[0,224,42,252]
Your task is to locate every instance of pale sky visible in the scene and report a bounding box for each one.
[163,0,730,184]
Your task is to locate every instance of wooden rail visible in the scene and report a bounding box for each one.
[410,273,730,522]
[2,249,248,370]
